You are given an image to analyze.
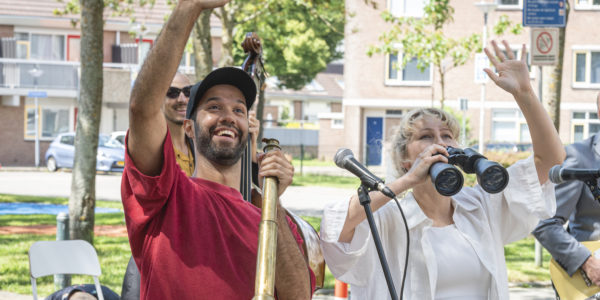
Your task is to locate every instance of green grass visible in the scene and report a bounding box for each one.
[292,174,360,189]
[505,237,551,283]
[0,234,130,297]
[0,195,551,296]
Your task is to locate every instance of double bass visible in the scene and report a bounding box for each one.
[239,32,326,295]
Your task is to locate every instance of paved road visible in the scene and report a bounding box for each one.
[0,170,353,217]
[0,169,557,299]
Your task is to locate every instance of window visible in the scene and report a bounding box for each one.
[389,0,426,17]
[491,109,530,142]
[573,49,600,87]
[331,119,344,129]
[15,33,30,59]
[15,32,65,61]
[575,0,600,9]
[498,0,521,9]
[24,105,70,140]
[32,34,65,61]
[386,53,431,86]
[571,111,600,142]
[60,134,74,146]
[179,51,195,72]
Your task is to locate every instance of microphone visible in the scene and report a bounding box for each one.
[334,148,396,199]
[549,165,600,184]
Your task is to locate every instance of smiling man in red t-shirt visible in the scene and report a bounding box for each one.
[121,1,313,299]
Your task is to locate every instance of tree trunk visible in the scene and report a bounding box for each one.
[541,6,568,131]
[69,0,104,244]
[218,6,235,68]
[192,9,214,80]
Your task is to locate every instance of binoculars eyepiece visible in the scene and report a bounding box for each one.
[429,147,509,196]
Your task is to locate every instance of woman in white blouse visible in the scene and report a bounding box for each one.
[320,40,566,300]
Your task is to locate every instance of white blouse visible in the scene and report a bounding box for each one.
[428,224,490,300]
[320,156,556,300]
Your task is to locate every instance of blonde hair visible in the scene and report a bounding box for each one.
[389,108,460,176]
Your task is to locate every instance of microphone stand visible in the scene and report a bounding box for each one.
[357,184,399,300]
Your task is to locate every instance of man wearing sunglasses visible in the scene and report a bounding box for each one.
[162,73,195,176]
[120,0,313,299]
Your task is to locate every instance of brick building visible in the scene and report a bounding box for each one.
[337,0,600,168]
[0,0,342,166]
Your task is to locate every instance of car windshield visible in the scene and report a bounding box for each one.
[99,135,123,149]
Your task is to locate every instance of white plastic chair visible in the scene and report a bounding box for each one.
[28,240,104,300]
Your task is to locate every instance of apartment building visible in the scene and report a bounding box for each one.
[0,0,343,166]
[340,0,600,167]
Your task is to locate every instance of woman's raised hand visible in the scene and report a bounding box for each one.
[484,40,532,98]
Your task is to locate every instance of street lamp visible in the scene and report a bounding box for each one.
[28,65,44,168]
[474,1,497,154]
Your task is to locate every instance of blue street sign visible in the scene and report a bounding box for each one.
[523,0,566,27]
[27,91,47,98]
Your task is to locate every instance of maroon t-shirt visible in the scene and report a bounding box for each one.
[121,131,314,299]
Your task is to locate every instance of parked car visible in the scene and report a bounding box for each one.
[110,131,126,147]
[44,133,125,172]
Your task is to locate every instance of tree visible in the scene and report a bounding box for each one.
[541,3,570,131]
[55,0,155,243]
[192,10,214,79]
[69,0,104,244]
[188,0,344,141]
[368,0,480,108]
[233,0,344,89]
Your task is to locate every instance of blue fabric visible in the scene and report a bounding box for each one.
[0,203,120,215]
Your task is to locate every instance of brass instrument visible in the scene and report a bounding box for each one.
[253,138,281,300]
[241,32,325,297]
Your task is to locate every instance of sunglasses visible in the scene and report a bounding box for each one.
[166,86,192,99]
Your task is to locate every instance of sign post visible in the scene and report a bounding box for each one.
[28,90,47,168]
[530,28,559,65]
[523,1,565,267]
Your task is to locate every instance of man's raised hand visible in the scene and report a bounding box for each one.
[190,0,231,10]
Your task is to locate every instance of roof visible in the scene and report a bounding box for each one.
[266,63,344,100]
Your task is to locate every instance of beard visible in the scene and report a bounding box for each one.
[163,104,186,125]
[194,121,247,166]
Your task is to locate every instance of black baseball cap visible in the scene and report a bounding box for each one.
[185,67,257,119]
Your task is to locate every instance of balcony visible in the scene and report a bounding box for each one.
[0,57,195,97]
[0,58,79,92]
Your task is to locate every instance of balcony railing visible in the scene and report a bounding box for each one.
[0,58,195,93]
[0,58,79,90]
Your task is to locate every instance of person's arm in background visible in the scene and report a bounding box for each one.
[484,40,565,183]
[533,146,597,281]
[127,0,230,176]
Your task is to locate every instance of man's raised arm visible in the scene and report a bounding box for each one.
[128,0,229,176]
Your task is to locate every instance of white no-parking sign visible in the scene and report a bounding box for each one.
[531,28,559,65]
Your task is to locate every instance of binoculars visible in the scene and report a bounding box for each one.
[429,147,509,196]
